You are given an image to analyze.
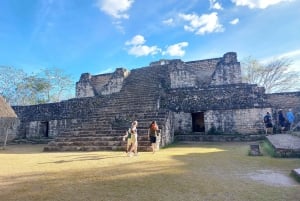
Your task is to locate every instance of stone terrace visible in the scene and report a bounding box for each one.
[266,134,300,157]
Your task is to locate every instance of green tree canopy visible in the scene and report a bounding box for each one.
[0,66,75,105]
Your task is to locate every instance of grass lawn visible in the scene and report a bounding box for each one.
[0,142,299,201]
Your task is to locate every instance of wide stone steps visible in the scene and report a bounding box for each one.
[44,137,152,152]
[45,109,169,152]
[58,128,161,137]
[44,145,152,152]
[48,139,151,147]
[43,64,169,152]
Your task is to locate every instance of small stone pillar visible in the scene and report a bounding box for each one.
[249,144,262,156]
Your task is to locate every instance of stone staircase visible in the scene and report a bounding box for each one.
[175,132,265,142]
[44,65,170,151]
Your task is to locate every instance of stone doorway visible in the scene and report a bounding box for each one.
[39,122,49,138]
[192,112,205,132]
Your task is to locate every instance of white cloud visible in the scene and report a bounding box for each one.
[96,0,134,19]
[162,18,174,26]
[231,0,293,9]
[125,35,161,57]
[125,35,188,57]
[179,12,224,35]
[163,42,189,57]
[209,0,223,10]
[230,18,239,25]
[125,35,145,46]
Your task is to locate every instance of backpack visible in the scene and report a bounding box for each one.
[264,115,270,123]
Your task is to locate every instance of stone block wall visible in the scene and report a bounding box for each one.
[171,108,270,135]
[205,108,270,134]
[12,96,109,139]
[160,111,175,146]
[164,83,268,112]
[76,68,130,98]
[211,52,242,85]
[168,52,242,89]
[173,112,193,134]
[76,73,97,97]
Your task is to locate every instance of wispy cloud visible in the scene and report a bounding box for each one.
[179,12,224,35]
[96,0,134,19]
[230,18,239,25]
[209,0,223,10]
[162,18,174,26]
[231,0,293,9]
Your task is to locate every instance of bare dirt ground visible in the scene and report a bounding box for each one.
[0,142,299,201]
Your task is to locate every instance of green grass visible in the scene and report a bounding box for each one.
[261,140,277,157]
[0,142,300,201]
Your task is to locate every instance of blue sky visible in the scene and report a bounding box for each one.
[1,0,300,82]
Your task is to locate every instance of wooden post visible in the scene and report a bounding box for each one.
[3,128,8,149]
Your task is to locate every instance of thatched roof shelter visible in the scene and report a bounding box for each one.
[0,96,18,126]
[0,96,19,148]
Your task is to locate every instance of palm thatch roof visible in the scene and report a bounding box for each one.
[0,96,18,127]
[0,96,17,117]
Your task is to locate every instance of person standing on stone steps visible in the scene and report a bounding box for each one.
[148,121,159,153]
[128,121,138,156]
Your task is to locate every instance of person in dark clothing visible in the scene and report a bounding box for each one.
[278,110,286,132]
[148,121,159,154]
[263,112,273,134]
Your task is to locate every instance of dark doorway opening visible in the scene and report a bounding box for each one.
[39,122,49,137]
[192,112,205,132]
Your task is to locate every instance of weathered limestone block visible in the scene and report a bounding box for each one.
[211,52,242,85]
[173,112,192,134]
[76,73,95,98]
[170,69,197,88]
[205,108,270,134]
[76,68,130,97]
[249,144,262,156]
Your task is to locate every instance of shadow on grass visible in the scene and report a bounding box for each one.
[38,154,127,164]
[1,143,300,201]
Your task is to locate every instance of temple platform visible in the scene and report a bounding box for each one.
[266,133,300,158]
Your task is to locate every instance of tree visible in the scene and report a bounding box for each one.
[0,66,75,105]
[39,68,74,102]
[16,76,51,105]
[0,66,27,105]
[241,57,300,93]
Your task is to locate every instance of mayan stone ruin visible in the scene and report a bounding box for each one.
[10,52,300,151]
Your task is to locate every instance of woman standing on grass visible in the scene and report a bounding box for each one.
[128,121,138,156]
[123,128,132,153]
[148,121,159,154]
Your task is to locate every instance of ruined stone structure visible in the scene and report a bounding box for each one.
[12,52,300,151]
[0,96,19,148]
